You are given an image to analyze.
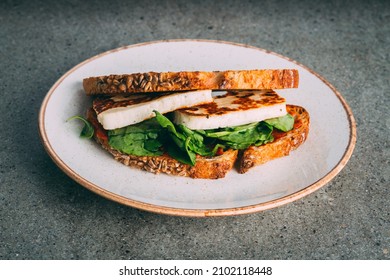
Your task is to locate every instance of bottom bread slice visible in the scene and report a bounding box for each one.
[238,105,310,173]
[102,145,238,179]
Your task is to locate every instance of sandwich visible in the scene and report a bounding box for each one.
[72,69,309,179]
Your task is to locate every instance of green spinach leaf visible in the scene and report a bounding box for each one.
[264,113,294,132]
[198,121,274,150]
[154,111,216,165]
[67,115,94,139]
[107,117,165,156]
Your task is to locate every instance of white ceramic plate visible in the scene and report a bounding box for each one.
[39,40,356,217]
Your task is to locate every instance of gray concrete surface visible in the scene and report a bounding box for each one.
[0,0,389,260]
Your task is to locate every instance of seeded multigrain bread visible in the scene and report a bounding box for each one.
[83,69,299,96]
[238,105,310,173]
[86,109,238,179]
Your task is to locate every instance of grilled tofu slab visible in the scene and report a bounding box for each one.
[173,90,287,130]
[93,89,213,130]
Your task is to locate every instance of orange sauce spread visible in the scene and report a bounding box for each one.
[88,109,108,143]
[272,130,287,140]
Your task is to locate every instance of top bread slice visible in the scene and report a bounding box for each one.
[83,69,299,96]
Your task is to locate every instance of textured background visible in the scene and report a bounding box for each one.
[0,0,389,259]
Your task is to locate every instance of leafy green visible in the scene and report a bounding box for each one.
[107,118,165,156]
[67,115,94,139]
[178,124,215,156]
[197,114,294,149]
[198,121,274,150]
[154,112,196,165]
[108,118,162,136]
[264,113,294,132]
[154,111,216,166]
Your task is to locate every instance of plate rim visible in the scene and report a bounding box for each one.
[38,39,357,217]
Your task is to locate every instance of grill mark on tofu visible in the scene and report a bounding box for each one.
[93,92,173,114]
[179,90,285,117]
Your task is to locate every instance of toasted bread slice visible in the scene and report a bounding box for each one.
[86,109,238,179]
[238,105,310,173]
[83,69,299,96]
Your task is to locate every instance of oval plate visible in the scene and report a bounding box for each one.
[39,40,356,217]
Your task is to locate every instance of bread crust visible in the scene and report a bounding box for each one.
[105,147,239,179]
[83,69,299,96]
[238,105,310,173]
